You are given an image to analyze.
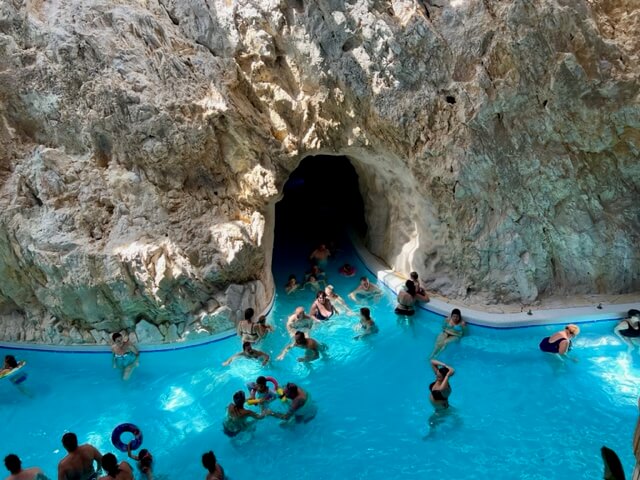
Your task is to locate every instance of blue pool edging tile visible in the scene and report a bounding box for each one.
[349,230,640,329]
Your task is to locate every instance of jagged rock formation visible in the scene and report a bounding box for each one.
[0,0,638,343]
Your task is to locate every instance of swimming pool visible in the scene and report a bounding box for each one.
[1,239,638,479]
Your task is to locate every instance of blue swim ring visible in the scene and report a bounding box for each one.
[0,361,28,385]
[111,423,143,452]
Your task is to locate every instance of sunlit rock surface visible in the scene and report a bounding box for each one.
[0,0,638,343]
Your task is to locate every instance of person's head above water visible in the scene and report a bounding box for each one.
[244,308,254,321]
[316,290,327,300]
[565,324,580,337]
[450,309,462,323]
[256,376,267,387]
[410,271,419,281]
[233,391,246,408]
[284,383,299,399]
[201,451,218,473]
[628,309,640,319]
[601,446,625,480]
[111,332,123,343]
[405,279,416,296]
[4,355,18,369]
[294,331,307,345]
[101,453,120,477]
[61,432,78,452]
[4,454,21,475]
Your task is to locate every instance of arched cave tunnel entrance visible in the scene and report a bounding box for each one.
[272,155,367,284]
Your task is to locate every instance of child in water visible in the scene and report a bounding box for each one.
[128,443,153,479]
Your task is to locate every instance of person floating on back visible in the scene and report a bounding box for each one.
[57,432,102,480]
[539,324,580,356]
[3,454,49,480]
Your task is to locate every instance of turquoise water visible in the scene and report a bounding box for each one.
[1,241,639,479]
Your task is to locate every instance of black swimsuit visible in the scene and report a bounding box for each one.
[429,382,449,407]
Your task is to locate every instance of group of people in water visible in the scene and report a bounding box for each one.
[3,239,640,479]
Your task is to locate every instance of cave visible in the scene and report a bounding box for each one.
[273,155,367,272]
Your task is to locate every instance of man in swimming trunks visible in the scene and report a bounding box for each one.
[111,333,139,381]
[3,454,48,480]
[286,307,316,337]
[309,244,330,266]
[614,309,640,349]
[267,383,317,425]
[310,290,338,320]
[277,331,323,362]
[57,432,102,480]
[236,308,259,344]
[222,342,270,366]
[348,277,382,301]
[409,272,430,302]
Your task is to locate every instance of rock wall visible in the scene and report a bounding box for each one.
[0,0,638,343]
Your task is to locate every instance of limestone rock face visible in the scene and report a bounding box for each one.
[0,0,638,342]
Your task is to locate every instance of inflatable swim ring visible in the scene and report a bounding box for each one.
[111,423,143,452]
[0,361,28,385]
[247,376,280,405]
[339,264,356,277]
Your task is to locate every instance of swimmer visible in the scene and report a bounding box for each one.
[277,331,323,362]
[394,280,416,316]
[222,391,265,437]
[57,432,103,480]
[286,307,317,337]
[304,274,326,293]
[309,244,331,266]
[111,332,139,381]
[325,285,352,315]
[614,309,640,349]
[126,444,152,480]
[254,315,274,340]
[348,277,382,302]
[429,359,454,410]
[284,275,300,294]
[409,271,430,302]
[539,324,580,356]
[201,451,225,480]
[430,309,467,358]
[601,446,625,480]
[354,307,379,339]
[97,453,133,480]
[236,307,259,344]
[267,383,317,425]
[247,376,278,410]
[3,454,48,480]
[306,265,326,281]
[310,290,338,320]
[338,263,356,277]
[222,342,270,366]
[0,355,21,376]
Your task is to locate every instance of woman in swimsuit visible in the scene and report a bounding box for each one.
[254,315,274,340]
[430,309,466,358]
[394,280,416,316]
[539,324,580,355]
[429,359,454,410]
[98,453,134,480]
[236,307,259,344]
[614,309,640,349]
[127,444,153,480]
[310,291,337,320]
[222,391,265,437]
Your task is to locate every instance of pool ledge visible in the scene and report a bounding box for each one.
[350,233,640,328]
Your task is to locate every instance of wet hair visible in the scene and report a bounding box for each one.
[284,383,298,399]
[4,355,18,368]
[4,454,21,474]
[101,453,120,477]
[62,432,78,452]
[360,307,371,320]
[316,290,326,299]
[138,449,153,471]
[405,280,416,296]
[451,309,462,322]
[257,315,266,324]
[438,366,450,378]
[256,376,267,387]
[202,451,218,473]
[410,271,419,281]
[360,276,368,282]
[294,331,307,344]
[288,274,297,281]
[111,332,122,342]
[244,308,254,321]
[601,446,625,480]
[242,341,252,351]
[565,324,580,336]
[233,391,246,408]
[628,309,640,318]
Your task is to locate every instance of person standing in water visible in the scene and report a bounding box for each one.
[57,432,103,480]
[236,308,259,344]
[310,290,337,320]
[3,454,48,480]
[349,277,382,301]
[277,331,323,362]
[222,391,265,437]
[354,307,379,339]
[309,244,331,267]
[111,333,139,381]
[222,342,270,366]
[539,324,580,356]
[614,309,640,349]
[267,383,317,425]
[286,307,316,337]
[97,453,133,480]
[201,451,224,480]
